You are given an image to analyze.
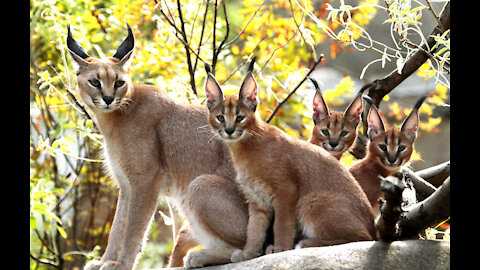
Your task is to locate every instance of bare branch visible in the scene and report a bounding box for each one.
[402,167,438,202]
[212,0,230,75]
[398,177,450,239]
[193,0,210,74]
[177,0,197,95]
[375,173,405,241]
[265,54,324,123]
[367,1,450,107]
[416,161,450,188]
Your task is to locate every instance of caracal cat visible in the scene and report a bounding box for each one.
[308,78,363,160]
[67,24,250,270]
[204,59,376,263]
[349,96,426,213]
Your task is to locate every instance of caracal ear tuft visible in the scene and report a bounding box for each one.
[309,77,329,124]
[204,62,212,74]
[247,56,257,73]
[204,73,224,111]
[238,59,258,111]
[366,104,385,141]
[113,23,135,70]
[400,95,427,142]
[344,91,363,127]
[66,25,90,73]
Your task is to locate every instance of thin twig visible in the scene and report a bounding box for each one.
[265,54,324,123]
[193,0,210,73]
[211,0,218,74]
[215,0,230,60]
[177,0,197,95]
[154,1,210,65]
[30,254,59,268]
[224,0,266,47]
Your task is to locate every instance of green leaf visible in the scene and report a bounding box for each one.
[56,225,67,239]
[30,216,37,230]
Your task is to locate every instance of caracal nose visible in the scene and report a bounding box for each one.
[103,95,115,105]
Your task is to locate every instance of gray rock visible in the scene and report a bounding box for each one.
[167,240,449,270]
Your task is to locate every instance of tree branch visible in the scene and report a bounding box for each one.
[177,0,197,95]
[402,167,438,202]
[416,161,450,188]
[398,177,450,239]
[367,1,450,107]
[193,0,210,74]
[212,0,229,74]
[350,1,450,158]
[375,173,405,241]
[265,54,324,123]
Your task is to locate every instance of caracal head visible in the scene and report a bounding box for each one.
[309,78,363,156]
[67,24,135,113]
[365,95,426,171]
[203,58,259,143]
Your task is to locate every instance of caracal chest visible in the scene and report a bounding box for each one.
[234,163,273,212]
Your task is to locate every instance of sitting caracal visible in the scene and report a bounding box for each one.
[204,59,376,263]
[308,78,363,160]
[349,96,426,213]
[67,24,251,270]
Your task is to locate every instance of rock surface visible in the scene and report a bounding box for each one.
[167,240,449,270]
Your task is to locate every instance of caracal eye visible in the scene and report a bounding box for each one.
[321,129,329,136]
[378,143,387,152]
[340,130,349,137]
[398,145,406,152]
[216,115,225,123]
[88,79,101,88]
[236,115,245,123]
[115,80,125,88]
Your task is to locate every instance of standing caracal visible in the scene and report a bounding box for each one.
[204,59,376,263]
[67,24,250,270]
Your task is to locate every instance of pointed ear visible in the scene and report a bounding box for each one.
[204,73,224,111]
[343,92,363,127]
[238,72,258,111]
[400,95,426,142]
[66,25,90,73]
[113,23,135,69]
[367,105,385,141]
[309,78,329,124]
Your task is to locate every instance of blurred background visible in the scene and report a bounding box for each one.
[30,0,449,269]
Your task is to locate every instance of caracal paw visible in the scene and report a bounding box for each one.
[84,260,102,270]
[98,260,125,270]
[265,244,290,254]
[230,249,257,263]
[183,250,210,269]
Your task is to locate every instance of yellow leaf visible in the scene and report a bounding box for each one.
[232,45,240,55]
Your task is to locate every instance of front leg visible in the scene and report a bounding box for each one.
[85,188,130,270]
[267,196,296,254]
[230,202,272,263]
[101,172,163,270]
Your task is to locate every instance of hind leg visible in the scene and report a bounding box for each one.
[182,174,249,268]
[296,192,374,248]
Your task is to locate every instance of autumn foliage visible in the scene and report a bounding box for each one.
[30,0,449,268]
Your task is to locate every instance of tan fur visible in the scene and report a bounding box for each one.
[204,70,376,263]
[68,27,249,270]
[309,81,363,160]
[348,100,422,214]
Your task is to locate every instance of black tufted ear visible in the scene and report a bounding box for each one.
[67,25,90,73]
[112,23,135,68]
[67,25,90,59]
[400,95,427,142]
